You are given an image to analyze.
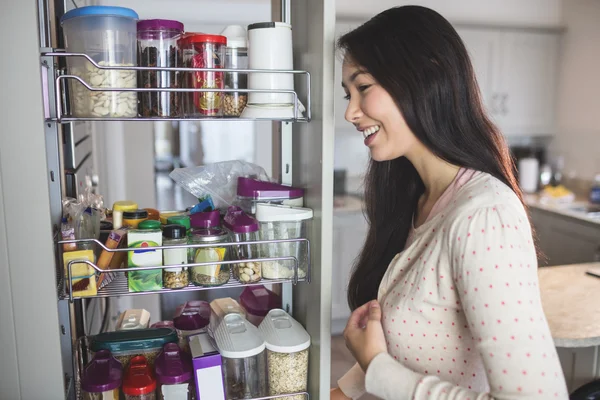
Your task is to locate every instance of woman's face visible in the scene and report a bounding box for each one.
[341,56,419,162]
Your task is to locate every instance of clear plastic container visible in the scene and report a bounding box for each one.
[221,25,248,117]
[188,228,230,287]
[214,314,268,399]
[162,224,189,289]
[259,309,310,400]
[182,34,227,117]
[255,204,313,280]
[60,6,139,118]
[236,177,304,214]
[137,19,184,117]
[173,301,210,353]
[81,349,122,400]
[89,328,178,369]
[239,285,281,327]
[223,207,261,284]
[209,297,247,334]
[155,343,194,400]
[123,355,156,400]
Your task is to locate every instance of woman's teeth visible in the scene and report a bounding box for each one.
[362,125,380,139]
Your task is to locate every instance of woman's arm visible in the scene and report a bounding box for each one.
[336,362,368,399]
[362,204,569,400]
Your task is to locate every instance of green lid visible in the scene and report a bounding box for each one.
[167,215,191,230]
[90,328,177,353]
[138,219,161,230]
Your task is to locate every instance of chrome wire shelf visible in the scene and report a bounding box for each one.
[58,237,311,301]
[41,51,311,123]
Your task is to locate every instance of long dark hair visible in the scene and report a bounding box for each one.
[339,6,524,310]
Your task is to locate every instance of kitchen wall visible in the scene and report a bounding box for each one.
[550,0,600,182]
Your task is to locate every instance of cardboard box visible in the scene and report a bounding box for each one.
[189,333,225,400]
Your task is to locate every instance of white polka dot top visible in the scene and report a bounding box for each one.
[338,170,568,400]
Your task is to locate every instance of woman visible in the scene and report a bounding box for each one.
[331,6,568,400]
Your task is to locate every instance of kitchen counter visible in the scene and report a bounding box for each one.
[539,262,600,347]
[525,194,600,226]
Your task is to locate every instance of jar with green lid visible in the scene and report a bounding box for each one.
[138,219,161,230]
[167,215,191,233]
[123,209,149,228]
[188,227,230,287]
[162,224,189,289]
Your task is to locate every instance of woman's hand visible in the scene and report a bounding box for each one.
[330,387,352,400]
[343,300,388,372]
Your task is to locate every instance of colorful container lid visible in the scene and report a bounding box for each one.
[190,210,221,229]
[258,309,311,353]
[162,224,187,239]
[155,343,193,385]
[239,285,281,317]
[138,219,161,230]
[90,328,178,353]
[123,209,149,220]
[122,355,156,396]
[113,200,139,212]
[237,177,304,200]
[186,33,227,45]
[214,314,265,359]
[173,308,210,331]
[151,320,175,329]
[137,19,184,32]
[61,6,139,24]
[255,203,314,222]
[80,349,122,393]
[223,206,259,234]
[167,215,191,231]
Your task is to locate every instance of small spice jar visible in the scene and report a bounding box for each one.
[137,19,184,117]
[221,25,248,117]
[122,355,157,400]
[123,209,149,229]
[112,200,138,230]
[162,224,189,289]
[138,219,161,230]
[167,215,191,233]
[188,227,230,287]
[155,343,194,400]
[223,207,261,284]
[81,349,122,400]
[182,34,227,117]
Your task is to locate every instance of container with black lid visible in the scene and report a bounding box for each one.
[163,224,189,289]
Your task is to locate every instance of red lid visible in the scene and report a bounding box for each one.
[122,356,156,396]
[186,33,227,45]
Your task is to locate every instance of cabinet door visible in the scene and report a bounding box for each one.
[493,31,560,136]
[334,22,359,130]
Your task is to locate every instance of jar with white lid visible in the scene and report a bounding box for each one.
[258,309,310,399]
[214,314,267,399]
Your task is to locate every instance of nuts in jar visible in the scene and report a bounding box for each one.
[223,93,247,116]
[234,261,261,283]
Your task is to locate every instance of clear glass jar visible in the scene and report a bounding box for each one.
[223,207,261,284]
[224,46,248,117]
[182,34,226,117]
[162,224,189,289]
[267,349,308,399]
[188,228,230,287]
[137,19,184,117]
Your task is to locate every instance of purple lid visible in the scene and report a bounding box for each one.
[138,19,184,32]
[190,210,221,229]
[81,349,123,393]
[155,343,193,385]
[239,285,282,317]
[223,206,259,234]
[237,177,304,200]
[173,307,210,331]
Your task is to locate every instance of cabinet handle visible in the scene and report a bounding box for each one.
[501,93,508,115]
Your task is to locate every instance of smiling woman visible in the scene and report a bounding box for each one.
[331,5,568,400]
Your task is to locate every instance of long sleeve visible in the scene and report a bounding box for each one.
[338,362,367,399]
[364,203,569,400]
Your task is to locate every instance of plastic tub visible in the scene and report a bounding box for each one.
[123,355,156,400]
[239,285,281,327]
[60,6,139,118]
[173,301,210,353]
[155,343,194,400]
[89,328,177,369]
[81,349,122,400]
[259,309,310,400]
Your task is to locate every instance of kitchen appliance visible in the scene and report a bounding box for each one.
[518,157,540,193]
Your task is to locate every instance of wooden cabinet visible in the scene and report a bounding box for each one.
[457,27,561,137]
[530,207,600,266]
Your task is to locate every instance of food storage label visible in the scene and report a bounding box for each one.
[161,383,190,399]
[196,367,226,399]
[164,248,187,272]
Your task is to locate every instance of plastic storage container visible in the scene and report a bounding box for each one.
[112,200,138,229]
[209,297,247,334]
[89,328,178,369]
[259,309,310,399]
[188,228,230,287]
[255,204,313,280]
[137,19,184,117]
[116,309,151,331]
[214,314,268,399]
[223,207,261,284]
[81,349,122,400]
[236,177,304,214]
[182,34,227,117]
[155,343,194,400]
[189,210,220,229]
[60,6,139,118]
[239,285,282,327]
[123,355,156,400]
[173,301,210,353]
[221,25,248,117]
[162,224,189,289]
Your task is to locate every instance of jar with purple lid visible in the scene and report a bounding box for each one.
[223,206,261,284]
[137,19,184,117]
[81,349,123,400]
[189,210,221,229]
[155,343,194,400]
[188,227,230,287]
[173,302,210,353]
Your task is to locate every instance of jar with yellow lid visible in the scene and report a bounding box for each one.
[112,201,139,229]
[159,211,185,225]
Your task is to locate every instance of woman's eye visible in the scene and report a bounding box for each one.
[344,93,351,100]
[358,84,371,92]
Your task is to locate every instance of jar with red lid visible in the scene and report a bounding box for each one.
[123,355,157,400]
[182,34,227,117]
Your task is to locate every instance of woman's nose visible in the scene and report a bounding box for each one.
[344,95,363,124]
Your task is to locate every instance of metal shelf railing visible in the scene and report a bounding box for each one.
[41,51,311,123]
[59,237,311,302]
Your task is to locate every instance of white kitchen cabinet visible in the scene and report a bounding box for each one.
[457,27,561,137]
